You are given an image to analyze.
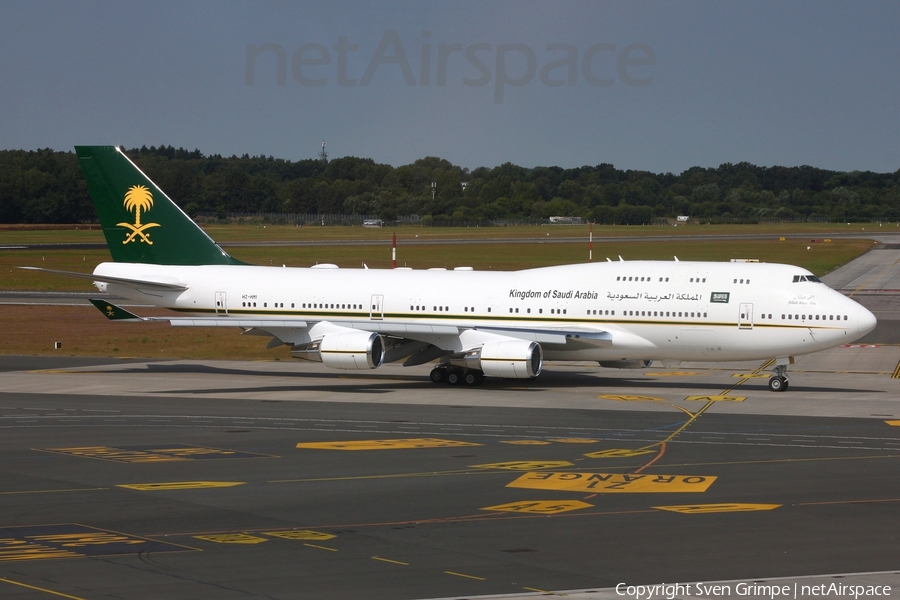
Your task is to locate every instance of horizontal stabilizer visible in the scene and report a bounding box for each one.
[89,299,143,321]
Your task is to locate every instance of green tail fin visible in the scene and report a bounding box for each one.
[75,146,244,265]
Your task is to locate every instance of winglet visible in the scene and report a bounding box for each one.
[89,299,143,321]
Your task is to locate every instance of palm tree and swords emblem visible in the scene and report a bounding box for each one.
[118,185,160,244]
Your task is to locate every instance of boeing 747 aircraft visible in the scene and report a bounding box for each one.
[25,146,876,391]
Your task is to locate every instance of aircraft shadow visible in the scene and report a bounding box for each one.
[131,364,879,396]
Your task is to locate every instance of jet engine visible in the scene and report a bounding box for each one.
[292,331,385,370]
[464,339,543,379]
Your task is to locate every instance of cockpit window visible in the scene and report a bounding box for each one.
[793,275,822,283]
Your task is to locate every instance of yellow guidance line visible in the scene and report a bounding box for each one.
[891,360,900,379]
[303,543,337,552]
[632,358,771,465]
[0,577,87,600]
[445,570,486,581]
[371,555,409,565]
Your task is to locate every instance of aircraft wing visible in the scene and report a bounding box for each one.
[21,267,189,292]
[88,300,610,353]
[89,299,309,328]
[472,325,612,346]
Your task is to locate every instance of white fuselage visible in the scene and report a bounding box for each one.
[94,260,876,364]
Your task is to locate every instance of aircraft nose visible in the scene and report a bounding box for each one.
[857,304,877,335]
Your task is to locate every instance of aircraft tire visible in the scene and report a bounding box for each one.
[430,367,447,384]
[464,371,484,385]
[768,376,787,392]
[447,369,464,385]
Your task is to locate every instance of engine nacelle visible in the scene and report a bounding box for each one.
[292,331,385,370]
[598,360,652,369]
[465,339,542,379]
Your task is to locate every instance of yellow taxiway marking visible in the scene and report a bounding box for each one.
[296,438,481,450]
[548,438,599,444]
[886,420,900,427]
[684,395,746,402]
[193,533,267,544]
[598,394,664,402]
[522,587,552,593]
[587,374,754,463]
[471,461,573,471]
[731,373,769,378]
[0,544,80,562]
[445,570,485,581]
[507,472,715,493]
[654,503,782,514]
[117,481,245,491]
[371,555,409,565]
[584,449,655,459]
[892,361,900,379]
[303,543,338,552]
[611,359,769,461]
[500,440,551,445]
[481,500,593,514]
[263,530,335,541]
[36,445,274,463]
[0,577,86,599]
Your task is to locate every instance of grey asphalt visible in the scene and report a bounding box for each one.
[1,353,900,600]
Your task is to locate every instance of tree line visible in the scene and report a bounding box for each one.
[1,145,898,225]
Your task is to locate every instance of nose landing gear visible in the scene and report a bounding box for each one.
[768,363,790,392]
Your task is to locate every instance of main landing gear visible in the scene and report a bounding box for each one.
[768,363,790,392]
[430,366,485,386]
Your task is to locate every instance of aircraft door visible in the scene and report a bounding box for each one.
[370,294,384,320]
[738,302,753,330]
[215,291,228,316]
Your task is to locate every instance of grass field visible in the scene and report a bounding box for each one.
[0,224,879,359]
[1,220,895,244]
[2,238,876,290]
